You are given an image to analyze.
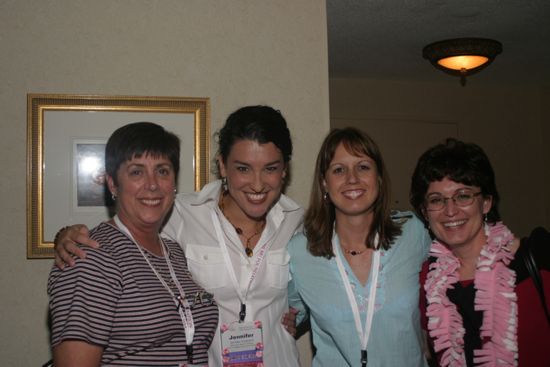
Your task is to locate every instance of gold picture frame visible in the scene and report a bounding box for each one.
[27,94,210,258]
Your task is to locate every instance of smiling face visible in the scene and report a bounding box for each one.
[107,154,176,234]
[219,139,286,221]
[424,177,492,252]
[323,143,380,220]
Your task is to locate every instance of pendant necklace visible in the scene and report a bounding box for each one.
[233,225,264,257]
[219,195,266,257]
[340,244,367,256]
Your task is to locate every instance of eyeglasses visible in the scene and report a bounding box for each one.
[424,190,482,211]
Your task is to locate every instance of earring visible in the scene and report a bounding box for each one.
[484,213,488,222]
[111,192,117,201]
[323,192,329,201]
[221,177,228,193]
[174,188,177,195]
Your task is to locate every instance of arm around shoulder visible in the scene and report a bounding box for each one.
[287,232,309,325]
[54,224,99,268]
[394,211,432,260]
[161,194,186,243]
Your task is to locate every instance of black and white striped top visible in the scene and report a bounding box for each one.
[48,222,219,366]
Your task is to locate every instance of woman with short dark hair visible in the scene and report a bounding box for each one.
[49,122,218,366]
[411,138,550,367]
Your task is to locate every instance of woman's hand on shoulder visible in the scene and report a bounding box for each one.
[281,307,299,337]
[54,224,99,269]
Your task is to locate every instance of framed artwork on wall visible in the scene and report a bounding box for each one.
[27,94,210,258]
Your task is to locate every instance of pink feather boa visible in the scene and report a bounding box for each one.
[424,222,518,366]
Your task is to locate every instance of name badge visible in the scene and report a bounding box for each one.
[221,320,264,366]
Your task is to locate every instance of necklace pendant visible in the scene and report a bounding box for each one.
[344,248,364,256]
[245,247,253,257]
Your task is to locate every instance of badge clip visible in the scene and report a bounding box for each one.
[239,303,246,322]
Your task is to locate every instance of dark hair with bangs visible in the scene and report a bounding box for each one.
[305,127,402,258]
[214,105,292,176]
[105,122,180,186]
[409,138,500,225]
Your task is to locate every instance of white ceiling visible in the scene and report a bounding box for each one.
[327,0,550,87]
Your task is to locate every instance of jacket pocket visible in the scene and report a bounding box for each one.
[185,244,228,290]
[265,248,291,289]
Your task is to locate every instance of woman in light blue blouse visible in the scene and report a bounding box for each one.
[288,128,430,367]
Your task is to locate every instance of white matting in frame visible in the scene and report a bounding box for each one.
[44,110,195,237]
[27,95,210,258]
[73,139,107,211]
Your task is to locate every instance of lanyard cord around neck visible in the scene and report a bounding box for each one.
[210,209,271,322]
[113,215,196,361]
[333,232,380,367]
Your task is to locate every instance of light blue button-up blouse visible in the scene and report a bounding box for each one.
[288,212,430,367]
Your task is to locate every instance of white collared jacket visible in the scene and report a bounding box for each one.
[163,180,304,367]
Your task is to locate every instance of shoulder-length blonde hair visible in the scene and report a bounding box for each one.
[305,127,401,258]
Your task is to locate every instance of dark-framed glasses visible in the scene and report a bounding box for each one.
[425,190,482,211]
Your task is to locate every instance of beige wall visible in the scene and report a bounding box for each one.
[330,78,549,236]
[0,1,328,364]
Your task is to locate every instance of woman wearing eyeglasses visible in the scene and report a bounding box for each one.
[410,138,550,367]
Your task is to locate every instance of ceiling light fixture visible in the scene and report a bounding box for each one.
[423,38,502,86]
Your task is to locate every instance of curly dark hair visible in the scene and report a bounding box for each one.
[409,138,500,225]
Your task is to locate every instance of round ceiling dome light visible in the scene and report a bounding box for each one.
[423,38,502,85]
